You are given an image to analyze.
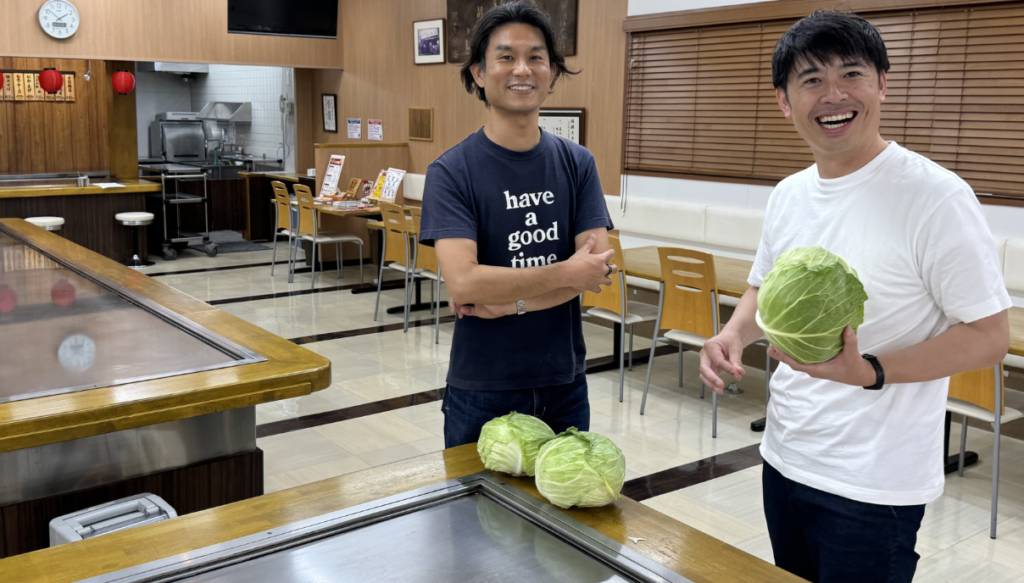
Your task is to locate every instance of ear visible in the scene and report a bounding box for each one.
[470,62,485,89]
[877,70,887,103]
[776,87,792,119]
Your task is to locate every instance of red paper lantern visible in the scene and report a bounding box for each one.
[0,73,4,92]
[51,279,76,307]
[39,68,63,94]
[111,69,135,95]
[0,285,17,314]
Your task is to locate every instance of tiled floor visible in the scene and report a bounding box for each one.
[152,243,1024,581]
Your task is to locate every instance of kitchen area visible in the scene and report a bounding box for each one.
[137,62,295,260]
[1,56,300,264]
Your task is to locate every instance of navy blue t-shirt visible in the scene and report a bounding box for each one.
[419,128,613,391]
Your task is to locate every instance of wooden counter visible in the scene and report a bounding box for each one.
[0,219,331,452]
[0,444,801,583]
[238,171,309,184]
[0,179,161,200]
[0,180,163,262]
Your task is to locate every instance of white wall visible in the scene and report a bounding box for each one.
[134,71,192,158]
[628,0,765,16]
[189,65,288,160]
[621,0,1024,247]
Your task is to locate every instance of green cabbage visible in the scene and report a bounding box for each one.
[535,428,625,509]
[477,412,556,477]
[756,246,868,365]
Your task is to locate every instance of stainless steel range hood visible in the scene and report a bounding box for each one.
[137,62,209,75]
[197,102,252,124]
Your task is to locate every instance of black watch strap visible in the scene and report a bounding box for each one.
[862,354,885,390]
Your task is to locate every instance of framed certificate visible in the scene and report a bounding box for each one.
[322,94,338,133]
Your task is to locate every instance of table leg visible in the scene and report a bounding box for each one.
[387,278,448,314]
[944,410,978,474]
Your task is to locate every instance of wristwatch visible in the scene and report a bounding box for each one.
[516,300,526,316]
[861,354,885,390]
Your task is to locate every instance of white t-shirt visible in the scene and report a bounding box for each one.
[749,142,1011,506]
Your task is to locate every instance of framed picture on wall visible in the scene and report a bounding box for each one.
[414,19,446,65]
[322,94,338,133]
[446,1,577,63]
[539,108,585,146]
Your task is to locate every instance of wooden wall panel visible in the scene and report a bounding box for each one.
[294,69,316,173]
[0,0,343,70]
[106,61,138,180]
[311,0,628,194]
[0,58,108,175]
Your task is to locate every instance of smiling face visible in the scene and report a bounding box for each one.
[470,23,553,115]
[776,55,888,169]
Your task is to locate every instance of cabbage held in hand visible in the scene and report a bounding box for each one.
[756,247,868,365]
[478,412,556,477]
[535,428,626,509]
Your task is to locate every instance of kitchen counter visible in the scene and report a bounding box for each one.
[0,179,161,199]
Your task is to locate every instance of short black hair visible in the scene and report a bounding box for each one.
[772,10,890,91]
[459,1,579,105]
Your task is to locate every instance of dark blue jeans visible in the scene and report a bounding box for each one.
[762,461,926,583]
[442,373,589,448]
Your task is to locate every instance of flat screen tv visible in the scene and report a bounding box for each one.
[228,0,338,39]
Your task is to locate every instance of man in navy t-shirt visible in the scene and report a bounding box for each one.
[419,2,616,448]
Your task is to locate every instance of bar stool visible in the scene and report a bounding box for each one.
[116,212,155,269]
[25,216,64,232]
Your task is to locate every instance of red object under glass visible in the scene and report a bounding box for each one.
[51,279,76,307]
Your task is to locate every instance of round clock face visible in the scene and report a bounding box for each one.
[38,1,80,39]
[58,333,96,373]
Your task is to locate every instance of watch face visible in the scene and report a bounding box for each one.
[39,1,80,39]
[58,333,96,373]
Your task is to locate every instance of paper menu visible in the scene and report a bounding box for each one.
[380,168,406,202]
[319,155,346,197]
[368,170,388,200]
[347,118,361,139]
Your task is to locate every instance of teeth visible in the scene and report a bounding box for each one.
[818,112,854,123]
[510,85,533,90]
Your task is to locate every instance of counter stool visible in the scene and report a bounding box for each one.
[25,216,64,232]
[116,212,155,269]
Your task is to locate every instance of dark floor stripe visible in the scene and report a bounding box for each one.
[288,315,457,345]
[256,388,446,438]
[209,281,369,306]
[149,262,275,277]
[622,443,763,502]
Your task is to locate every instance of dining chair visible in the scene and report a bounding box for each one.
[948,362,1023,539]
[581,235,658,402]
[290,184,364,290]
[639,247,771,438]
[407,206,445,344]
[374,200,419,331]
[269,181,297,277]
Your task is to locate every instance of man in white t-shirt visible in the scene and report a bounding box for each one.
[699,10,1010,583]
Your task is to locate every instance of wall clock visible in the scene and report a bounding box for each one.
[39,1,80,39]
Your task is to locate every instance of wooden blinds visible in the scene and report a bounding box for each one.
[623,2,1024,197]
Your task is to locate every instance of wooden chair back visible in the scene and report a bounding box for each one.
[407,207,438,273]
[582,235,627,316]
[293,184,318,237]
[949,364,1005,415]
[380,201,411,266]
[271,181,292,231]
[657,247,719,338]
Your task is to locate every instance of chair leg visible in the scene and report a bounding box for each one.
[618,318,626,403]
[336,243,342,281]
[271,231,278,276]
[712,389,718,438]
[640,284,665,416]
[958,415,968,477]
[430,279,435,314]
[359,244,364,284]
[434,277,441,344]
[403,240,411,333]
[629,327,634,371]
[992,365,1003,539]
[373,238,387,321]
[678,342,684,388]
[310,243,318,290]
